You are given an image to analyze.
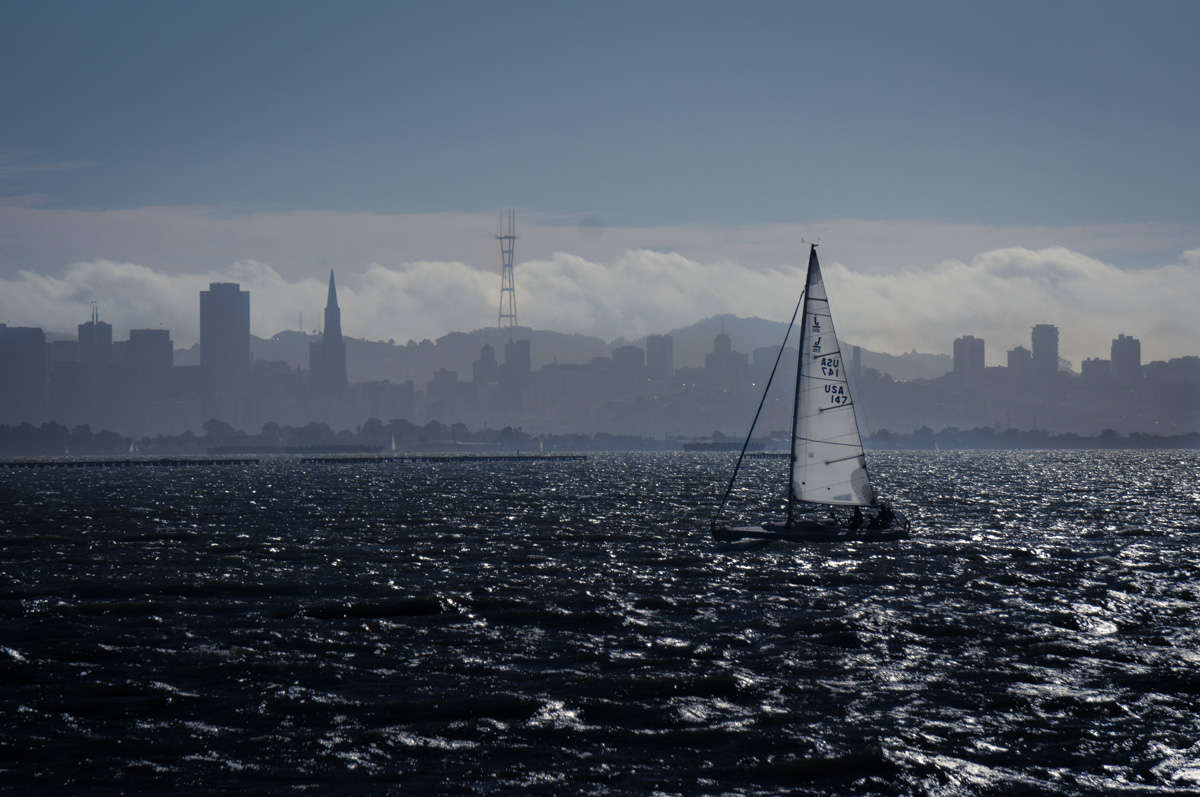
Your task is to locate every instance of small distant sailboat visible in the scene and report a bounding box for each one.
[712,244,909,542]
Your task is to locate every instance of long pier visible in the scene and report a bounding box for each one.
[0,454,587,469]
[298,454,588,464]
[1,458,260,469]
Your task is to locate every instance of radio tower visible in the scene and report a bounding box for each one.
[496,209,518,329]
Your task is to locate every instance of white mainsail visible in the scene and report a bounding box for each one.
[791,246,875,507]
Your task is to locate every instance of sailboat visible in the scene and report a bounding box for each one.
[712,244,909,542]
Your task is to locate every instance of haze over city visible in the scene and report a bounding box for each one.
[2,1,1198,367]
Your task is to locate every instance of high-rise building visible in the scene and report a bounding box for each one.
[0,324,46,423]
[1111,333,1141,381]
[1080,357,1111,384]
[1007,345,1032,384]
[953,335,985,389]
[503,338,531,382]
[496,338,531,417]
[705,331,748,387]
[611,344,646,389]
[309,271,349,416]
[200,282,250,422]
[645,334,674,380]
[472,343,498,384]
[128,329,174,399]
[1031,324,1059,383]
[78,303,113,366]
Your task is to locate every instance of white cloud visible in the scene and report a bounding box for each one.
[825,246,1200,366]
[0,246,1196,369]
[519,251,799,339]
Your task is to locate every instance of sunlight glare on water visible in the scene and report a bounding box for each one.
[0,450,1198,793]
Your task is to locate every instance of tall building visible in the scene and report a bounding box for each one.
[472,343,498,384]
[128,329,174,399]
[496,338,531,417]
[1111,333,1141,381]
[1031,324,1059,383]
[309,270,349,421]
[705,331,748,386]
[502,338,531,382]
[953,335,985,389]
[1007,345,1032,384]
[200,282,250,423]
[1080,357,1111,384]
[0,324,46,423]
[645,334,674,380]
[78,303,113,366]
[611,344,646,389]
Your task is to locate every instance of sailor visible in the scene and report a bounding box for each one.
[873,502,893,527]
[847,506,863,530]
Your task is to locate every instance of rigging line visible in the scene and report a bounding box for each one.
[709,287,806,533]
[818,402,853,412]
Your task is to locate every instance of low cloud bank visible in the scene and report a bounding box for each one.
[0,247,1196,366]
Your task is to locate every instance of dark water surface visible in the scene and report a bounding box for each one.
[2,451,1200,794]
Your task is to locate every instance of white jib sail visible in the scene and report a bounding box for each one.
[791,247,876,506]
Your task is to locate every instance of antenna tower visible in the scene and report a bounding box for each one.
[496,209,518,329]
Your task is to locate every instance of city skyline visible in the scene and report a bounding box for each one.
[8,281,1194,378]
[2,2,1198,365]
[3,273,1196,442]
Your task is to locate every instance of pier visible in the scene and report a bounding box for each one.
[298,454,588,465]
[1,458,260,469]
[1,454,588,468]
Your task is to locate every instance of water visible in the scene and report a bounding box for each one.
[2,451,1200,794]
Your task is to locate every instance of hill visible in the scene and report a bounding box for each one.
[175,316,950,384]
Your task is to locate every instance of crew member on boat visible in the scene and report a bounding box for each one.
[869,502,894,529]
[847,506,863,530]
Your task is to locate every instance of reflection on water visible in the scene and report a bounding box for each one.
[1,451,1198,793]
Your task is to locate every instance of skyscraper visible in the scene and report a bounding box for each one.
[1031,324,1059,383]
[0,324,46,423]
[310,270,349,400]
[503,338,531,382]
[200,282,250,422]
[645,334,674,380]
[127,328,174,399]
[78,303,113,366]
[953,335,985,389]
[1111,333,1141,381]
[1007,345,1032,385]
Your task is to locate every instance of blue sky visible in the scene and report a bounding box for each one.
[1,1,1198,363]
[6,0,1198,225]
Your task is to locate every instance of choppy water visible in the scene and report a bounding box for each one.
[2,451,1200,794]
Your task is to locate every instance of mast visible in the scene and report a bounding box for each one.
[786,243,817,526]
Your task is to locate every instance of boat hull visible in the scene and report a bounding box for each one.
[714,516,909,543]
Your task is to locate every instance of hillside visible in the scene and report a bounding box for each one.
[175,316,950,385]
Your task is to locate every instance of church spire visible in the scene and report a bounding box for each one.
[326,269,339,310]
[310,268,348,424]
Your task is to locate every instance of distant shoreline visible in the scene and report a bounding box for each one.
[1,421,1196,458]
